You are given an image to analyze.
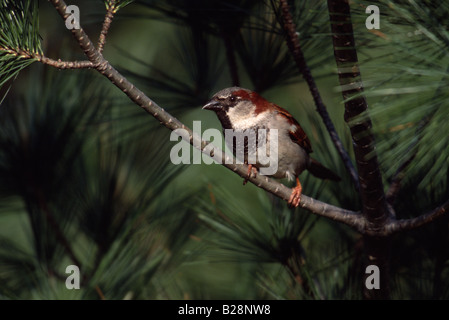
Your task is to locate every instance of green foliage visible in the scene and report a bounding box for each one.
[347,0,449,298]
[118,28,224,110]
[0,0,41,95]
[103,0,135,12]
[0,0,448,300]
[136,0,259,32]
[0,0,41,53]
[0,67,201,299]
[352,0,449,192]
[196,184,362,299]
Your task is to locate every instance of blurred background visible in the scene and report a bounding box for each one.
[0,0,448,299]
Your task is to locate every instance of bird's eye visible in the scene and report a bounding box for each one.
[230,96,237,102]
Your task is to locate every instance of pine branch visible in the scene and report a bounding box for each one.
[0,46,34,59]
[0,0,41,94]
[385,198,449,235]
[50,0,103,64]
[37,55,94,69]
[278,0,360,192]
[1,46,94,69]
[47,0,364,231]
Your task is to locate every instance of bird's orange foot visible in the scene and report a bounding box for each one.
[243,164,258,185]
[288,178,302,208]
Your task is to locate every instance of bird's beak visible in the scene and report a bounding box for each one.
[202,100,222,111]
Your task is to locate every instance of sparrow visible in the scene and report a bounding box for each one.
[202,87,340,207]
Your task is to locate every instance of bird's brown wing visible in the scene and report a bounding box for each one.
[273,104,313,154]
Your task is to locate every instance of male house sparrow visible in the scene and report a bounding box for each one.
[203,87,340,207]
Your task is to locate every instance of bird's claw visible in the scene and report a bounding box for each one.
[243,164,258,185]
[288,188,301,208]
[287,178,302,208]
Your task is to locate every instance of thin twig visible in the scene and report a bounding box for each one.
[278,0,360,192]
[37,55,95,69]
[95,285,106,300]
[0,46,34,59]
[0,46,94,69]
[384,198,449,235]
[98,1,117,53]
[50,0,102,64]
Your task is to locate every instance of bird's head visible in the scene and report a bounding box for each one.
[203,87,271,130]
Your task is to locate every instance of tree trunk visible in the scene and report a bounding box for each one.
[327,0,390,299]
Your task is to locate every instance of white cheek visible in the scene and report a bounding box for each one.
[228,109,269,130]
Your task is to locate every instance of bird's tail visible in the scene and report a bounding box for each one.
[308,158,341,181]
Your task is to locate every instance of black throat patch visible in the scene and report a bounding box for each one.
[215,110,233,130]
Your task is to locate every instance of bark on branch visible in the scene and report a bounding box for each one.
[385,199,449,235]
[37,55,94,69]
[327,0,389,299]
[327,0,387,230]
[0,46,94,69]
[98,0,117,53]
